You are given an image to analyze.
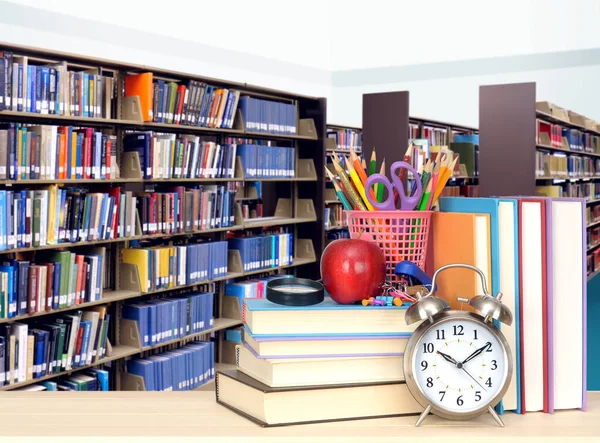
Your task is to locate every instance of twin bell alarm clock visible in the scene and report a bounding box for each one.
[402,263,513,427]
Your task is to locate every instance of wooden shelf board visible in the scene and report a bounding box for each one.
[325,200,342,204]
[587,199,600,205]
[141,225,244,240]
[536,176,600,182]
[138,121,244,135]
[240,257,316,278]
[587,243,600,253]
[449,176,478,180]
[242,217,316,229]
[326,149,362,154]
[536,144,600,158]
[587,220,600,229]
[0,110,135,127]
[243,130,316,141]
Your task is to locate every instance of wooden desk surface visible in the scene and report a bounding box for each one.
[0,391,599,442]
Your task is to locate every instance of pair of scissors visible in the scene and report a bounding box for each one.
[365,161,422,210]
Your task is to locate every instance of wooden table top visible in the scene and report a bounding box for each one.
[0,390,599,441]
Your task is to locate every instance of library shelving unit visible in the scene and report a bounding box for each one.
[360,91,479,197]
[0,42,326,391]
[323,123,362,243]
[478,82,600,280]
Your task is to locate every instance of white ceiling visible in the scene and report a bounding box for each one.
[6,0,600,71]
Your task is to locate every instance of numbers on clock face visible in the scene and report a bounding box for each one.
[413,319,507,413]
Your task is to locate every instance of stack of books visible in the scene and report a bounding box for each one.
[215,296,423,427]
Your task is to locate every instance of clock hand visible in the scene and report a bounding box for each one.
[461,342,492,365]
[436,350,459,366]
[461,366,487,392]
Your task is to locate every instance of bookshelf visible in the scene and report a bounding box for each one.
[478,82,600,280]
[0,42,326,391]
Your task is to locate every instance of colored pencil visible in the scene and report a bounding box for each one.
[431,156,459,207]
[350,147,377,201]
[325,166,354,209]
[376,158,386,202]
[362,158,367,170]
[345,156,375,211]
[369,148,377,176]
[332,160,367,211]
[325,169,353,211]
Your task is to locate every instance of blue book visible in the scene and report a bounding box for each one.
[127,359,154,391]
[78,320,91,367]
[39,381,57,391]
[438,196,521,414]
[122,304,149,347]
[454,134,479,144]
[84,369,109,391]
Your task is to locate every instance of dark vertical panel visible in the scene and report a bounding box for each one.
[479,82,537,197]
[362,91,410,165]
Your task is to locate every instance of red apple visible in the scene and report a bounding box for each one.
[320,238,386,304]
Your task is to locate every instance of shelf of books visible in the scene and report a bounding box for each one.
[0,43,326,391]
[478,82,599,281]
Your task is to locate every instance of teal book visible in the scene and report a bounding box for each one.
[243,296,415,337]
[438,196,521,414]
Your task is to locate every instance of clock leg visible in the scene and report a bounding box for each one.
[415,405,432,427]
[488,406,505,427]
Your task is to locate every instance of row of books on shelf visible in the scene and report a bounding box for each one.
[125,132,237,179]
[326,128,362,151]
[587,205,600,225]
[239,96,297,135]
[407,137,478,178]
[122,291,214,348]
[122,241,228,294]
[421,125,449,146]
[237,144,296,178]
[0,186,138,251]
[537,119,600,152]
[14,368,109,391]
[536,183,600,201]
[326,229,349,242]
[535,151,600,178]
[0,124,118,181]
[228,232,294,273]
[0,51,116,118]
[125,340,214,391]
[0,307,110,386]
[240,201,263,219]
[137,184,237,235]
[0,248,104,319]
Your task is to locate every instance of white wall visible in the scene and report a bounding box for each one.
[0,0,332,100]
[330,63,600,128]
[328,0,600,69]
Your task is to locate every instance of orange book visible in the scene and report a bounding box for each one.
[125,72,154,122]
[431,211,492,311]
[58,132,66,179]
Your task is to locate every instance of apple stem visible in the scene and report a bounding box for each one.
[357,228,365,240]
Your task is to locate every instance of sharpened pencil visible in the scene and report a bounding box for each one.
[345,156,375,211]
[369,148,377,176]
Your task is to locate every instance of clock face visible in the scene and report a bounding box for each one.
[412,317,508,414]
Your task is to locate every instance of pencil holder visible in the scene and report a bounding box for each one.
[345,210,433,285]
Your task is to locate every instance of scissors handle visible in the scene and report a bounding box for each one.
[390,161,422,210]
[365,174,396,210]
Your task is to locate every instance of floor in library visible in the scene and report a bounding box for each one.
[0,391,598,441]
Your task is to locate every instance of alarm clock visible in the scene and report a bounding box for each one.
[403,264,513,427]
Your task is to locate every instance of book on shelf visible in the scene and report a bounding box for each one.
[228,232,294,273]
[0,247,105,319]
[238,96,296,134]
[0,307,110,386]
[121,291,213,348]
[236,144,295,179]
[124,340,214,391]
[122,241,228,294]
[12,368,110,391]
[0,186,139,252]
[421,125,448,145]
[0,123,118,181]
[326,128,362,151]
[124,72,241,128]
[136,184,237,235]
[0,51,116,118]
[124,132,237,179]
